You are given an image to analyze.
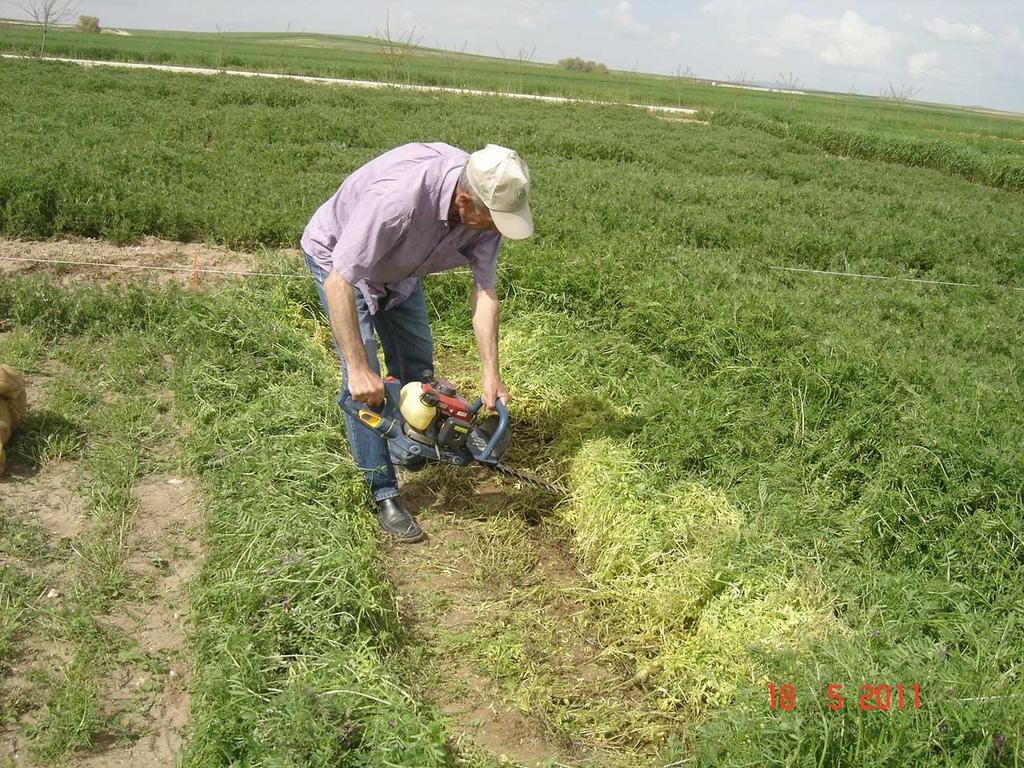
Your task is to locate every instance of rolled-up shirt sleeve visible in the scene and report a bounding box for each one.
[465,231,502,290]
[330,189,410,284]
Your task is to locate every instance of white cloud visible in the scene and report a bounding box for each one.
[638,29,683,51]
[698,0,739,13]
[819,12,891,67]
[923,18,992,44]
[898,13,912,23]
[700,0,775,16]
[908,50,942,80]
[1002,25,1022,49]
[766,10,892,69]
[599,1,649,37]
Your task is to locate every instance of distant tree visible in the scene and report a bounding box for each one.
[214,23,228,70]
[674,65,693,107]
[496,41,536,92]
[77,14,99,33]
[375,11,421,84]
[16,0,80,56]
[887,82,923,125]
[727,69,753,108]
[776,71,801,112]
[439,38,468,88]
[730,69,752,86]
[558,57,608,74]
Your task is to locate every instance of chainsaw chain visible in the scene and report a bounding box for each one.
[490,462,566,496]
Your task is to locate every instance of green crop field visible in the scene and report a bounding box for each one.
[3,18,1023,195]
[0,35,1022,768]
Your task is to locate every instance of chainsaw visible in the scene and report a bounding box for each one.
[340,373,563,495]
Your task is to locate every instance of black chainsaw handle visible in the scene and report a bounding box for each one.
[468,397,509,462]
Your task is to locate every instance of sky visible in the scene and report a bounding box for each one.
[7,1,1024,112]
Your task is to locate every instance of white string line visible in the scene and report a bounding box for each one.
[769,265,1024,293]
[953,694,1024,703]
[5,255,1023,295]
[0,255,304,279]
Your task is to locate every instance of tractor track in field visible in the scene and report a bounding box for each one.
[2,236,661,766]
[0,54,701,118]
[0,361,200,768]
[386,467,655,767]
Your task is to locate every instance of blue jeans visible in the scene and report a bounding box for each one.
[303,253,434,502]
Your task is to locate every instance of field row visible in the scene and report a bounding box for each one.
[3,21,1023,142]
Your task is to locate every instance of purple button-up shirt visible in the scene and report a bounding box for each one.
[301,142,502,314]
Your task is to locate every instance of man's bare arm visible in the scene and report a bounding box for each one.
[324,270,384,405]
[470,284,509,408]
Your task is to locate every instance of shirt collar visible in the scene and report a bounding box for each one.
[438,163,463,223]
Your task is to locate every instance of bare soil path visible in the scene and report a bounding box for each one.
[386,467,655,767]
[0,299,202,766]
[0,466,200,767]
[0,236,282,287]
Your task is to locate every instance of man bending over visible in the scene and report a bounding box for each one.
[301,142,533,542]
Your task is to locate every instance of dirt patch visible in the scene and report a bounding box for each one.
[0,469,201,767]
[95,474,201,764]
[440,668,556,764]
[0,637,75,766]
[387,514,566,765]
[73,673,190,768]
[131,475,202,558]
[0,236,296,287]
[0,459,88,540]
[387,469,636,766]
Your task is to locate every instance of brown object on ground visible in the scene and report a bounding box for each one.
[0,364,28,474]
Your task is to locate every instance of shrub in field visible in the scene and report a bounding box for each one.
[77,15,100,33]
[558,56,608,74]
[709,109,788,138]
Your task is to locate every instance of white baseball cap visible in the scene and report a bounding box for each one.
[464,144,533,240]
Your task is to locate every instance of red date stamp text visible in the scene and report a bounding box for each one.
[768,683,921,711]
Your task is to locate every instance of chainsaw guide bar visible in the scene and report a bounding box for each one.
[490,461,566,496]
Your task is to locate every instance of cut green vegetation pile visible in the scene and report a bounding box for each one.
[1,59,1023,766]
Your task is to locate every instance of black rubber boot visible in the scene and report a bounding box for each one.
[375,497,426,543]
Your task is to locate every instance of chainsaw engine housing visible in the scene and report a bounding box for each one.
[395,379,487,462]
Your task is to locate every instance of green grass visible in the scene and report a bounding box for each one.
[0,275,454,766]
[711,109,1024,191]
[1,56,1022,766]
[3,24,1024,194]
[2,20,1023,139]
[0,313,186,761]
